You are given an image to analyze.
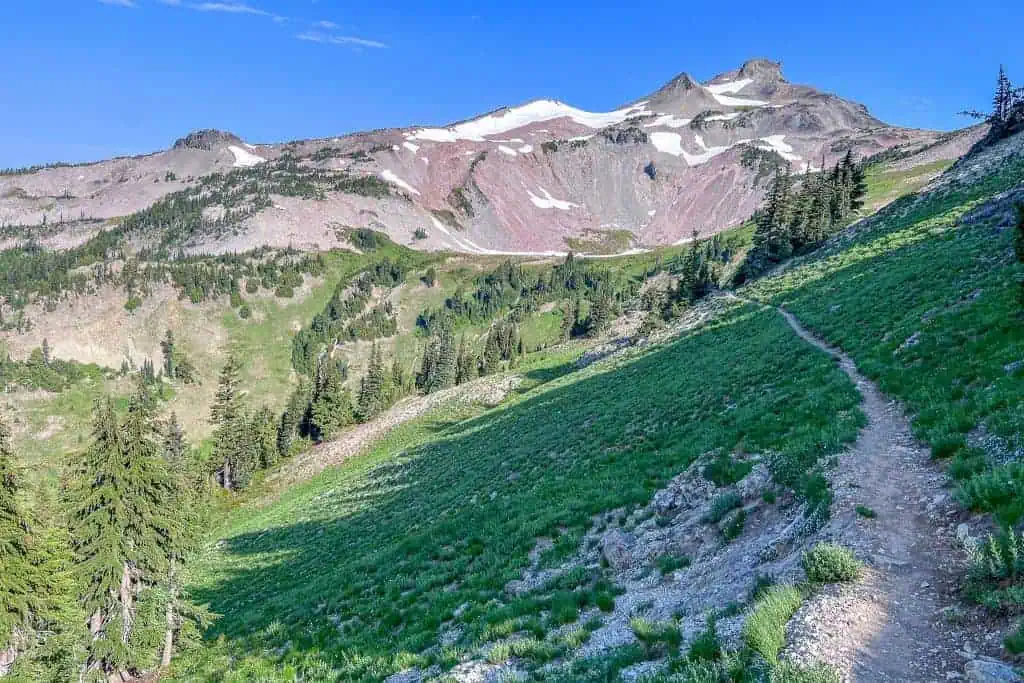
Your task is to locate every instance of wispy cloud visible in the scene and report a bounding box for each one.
[193,2,269,15]
[296,31,387,49]
[314,20,339,29]
[98,0,137,7]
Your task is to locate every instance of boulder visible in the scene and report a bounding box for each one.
[601,529,636,571]
[965,657,1023,683]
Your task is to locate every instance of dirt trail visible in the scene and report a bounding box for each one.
[765,303,968,681]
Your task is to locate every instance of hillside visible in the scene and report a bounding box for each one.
[2,58,1023,683]
[0,59,978,256]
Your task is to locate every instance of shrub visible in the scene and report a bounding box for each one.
[655,553,691,575]
[629,617,681,649]
[1006,621,1024,654]
[762,489,777,504]
[966,529,1024,612]
[686,616,721,662]
[239,304,252,319]
[770,661,842,683]
[275,284,295,299]
[703,492,742,524]
[932,434,967,459]
[722,509,747,541]
[124,296,142,313]
[957,463,1024,526]
[703,453,754,486]
[743,584,803,663]
[802,543,861,584]
[855,505,876,519]
[245,278,259,294]
[413,227,428,240]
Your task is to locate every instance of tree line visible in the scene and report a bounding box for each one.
[735,150,867,283]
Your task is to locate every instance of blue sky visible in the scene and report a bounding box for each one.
[1,0,1021,167]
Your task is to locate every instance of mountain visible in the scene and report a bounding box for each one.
[0,59,971,256]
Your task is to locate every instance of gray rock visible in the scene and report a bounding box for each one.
[964,657,1023,682]
[1005,360,1024,375]
[385,669,424,683]
[956,523,973,546]
[601,529,636,570]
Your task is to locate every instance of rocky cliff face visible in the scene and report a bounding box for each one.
[0,59,953,254]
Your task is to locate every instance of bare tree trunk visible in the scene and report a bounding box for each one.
[119,563,133,644]
[161,561,177,668]
[223,456,232,491]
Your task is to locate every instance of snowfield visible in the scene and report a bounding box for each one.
[644,114,693,129]
[402,141,420,153]
[380,170,420,195]
[228,145,266,168]
[527,186,578,211]
[407,99,649,142]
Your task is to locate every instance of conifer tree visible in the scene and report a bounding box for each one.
[389,360,406,400]
[278,380,311,457]
[0,414,33,660]
[357,343,386,421]
[310,360,353,441]
[68,395,175,680]
[160,331,175,380]
[455,336,475,385]
[210,354,251,490]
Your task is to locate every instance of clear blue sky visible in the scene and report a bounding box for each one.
[2,0,1021,167]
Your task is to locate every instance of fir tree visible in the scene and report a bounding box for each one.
[160,331,175,380]
[41,338,50,366]
[310,360,353,441]
[357,343,386,421]
[277,380,312,457]
[162,412,185,474]
[0,414,33,658]
[455,336,475,385]
[210,355,252,490]
[68,396,175,680]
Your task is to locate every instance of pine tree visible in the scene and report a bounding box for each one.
[162,412,185,474]
[277,380,311,457]
[68,396,175,680]
[994,65,1013,125]
[210,355,249,490]
[389,360,406,400]
[0,414,33,659]
[357,343,386,421]
[482,327,503,375]
[310,361,353,441]
[160,331,175,380]
[41,338,51,366]
[455,336,475,385]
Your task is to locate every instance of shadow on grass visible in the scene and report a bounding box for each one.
[182,304,864,681]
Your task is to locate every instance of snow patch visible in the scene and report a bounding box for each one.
[391,145,401,152]
[402,141,420,153]
[704,112,741,122]
[648,209,657,217]
[711,93,769,107]
[228,145,266,168]
[705,78,753,95]
[527,187,577,211]
[420,157,429,166]
[650,132,742,166]
[408,99,649,142]
[380,170,420,196]
[644,114,692,129]
[755,135,802,162]
[498,145,518,156]
[518,144,534,154]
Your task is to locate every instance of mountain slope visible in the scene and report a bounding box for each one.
[0,59,969,255]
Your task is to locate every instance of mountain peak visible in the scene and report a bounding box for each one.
[738,58,785,83]
[173,129,243,151]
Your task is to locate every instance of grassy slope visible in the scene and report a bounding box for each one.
[181,302,863,681]
[745,150,1024,523]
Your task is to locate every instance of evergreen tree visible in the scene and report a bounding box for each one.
[41,338,51,366]
[0,414,33,659]
[389,360,406,400]
[482,327,503,375]
[357,343,386,421]
[1016,203,1024,307]
[310,360,353,441]
[160,331,175,380]
[162,412,185,474]
[455,336,475,385]
[68,396,175,680]
[278,380,312,457]
[209,355,253,490]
